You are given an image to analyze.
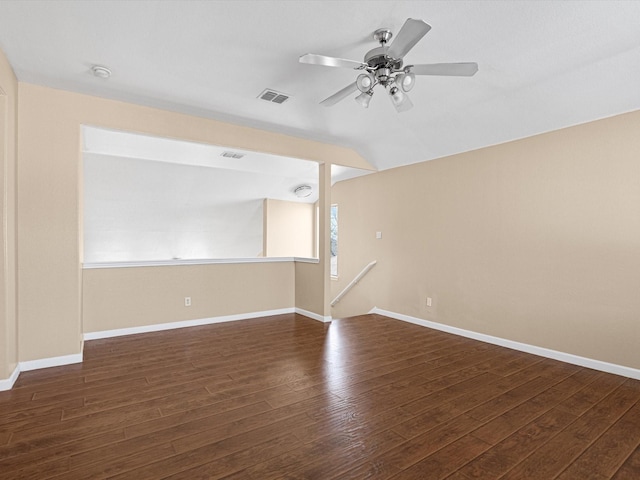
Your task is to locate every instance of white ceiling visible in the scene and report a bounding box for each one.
[83,126,322,204]
[1,1,640,170]
[82,126,372,195]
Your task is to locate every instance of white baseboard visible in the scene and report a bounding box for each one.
[0,364,21,391]
[84,307,299,340]
[84,307,331,340]
[370,307,640,380]
[19,352,84,372]
[1,308,328,391]
[1,352,84,391]
[295,308,332,323]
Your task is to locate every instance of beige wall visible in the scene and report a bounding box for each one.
[263,198,315,258]
[83,262,295,333]
[0,49,18,379]
[16,82,369,363]
[295,163,331,317]
[331,110,640,369]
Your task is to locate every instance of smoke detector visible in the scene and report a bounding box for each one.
[91,65,112,79]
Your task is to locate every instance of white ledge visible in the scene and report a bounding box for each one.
[83,256,319,269]
[293,257,319,264]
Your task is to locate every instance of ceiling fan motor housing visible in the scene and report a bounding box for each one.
[364,46,403,86]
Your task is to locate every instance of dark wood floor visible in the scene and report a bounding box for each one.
[0,313,639,479]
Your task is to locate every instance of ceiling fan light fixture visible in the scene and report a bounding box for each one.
[395,72,415,92]
[389,85,404,105]
[356,73,374,93]
[355,90,373,108]
[299,18,477,112]
[389,85,413,113]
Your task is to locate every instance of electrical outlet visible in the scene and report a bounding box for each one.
[426,297,432,307]
[184,297,191,307]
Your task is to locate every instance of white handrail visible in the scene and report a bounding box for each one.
[331,260,377,306]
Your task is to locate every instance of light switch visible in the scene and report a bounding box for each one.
[376,231,382,239]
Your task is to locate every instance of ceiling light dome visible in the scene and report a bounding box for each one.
[294,185,313,198]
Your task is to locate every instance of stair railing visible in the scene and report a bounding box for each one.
[331,260,377,306]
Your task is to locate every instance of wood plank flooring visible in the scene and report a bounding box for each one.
[1,313,639,479]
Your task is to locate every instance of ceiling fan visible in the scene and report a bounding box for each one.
[299,18,478,112]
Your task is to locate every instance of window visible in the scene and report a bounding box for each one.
[330,204,338,277]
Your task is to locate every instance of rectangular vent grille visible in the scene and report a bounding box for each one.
[220,151,245,159]
[258,89,290,104]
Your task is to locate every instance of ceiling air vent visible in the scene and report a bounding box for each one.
[258,89,290,104]
[220,151,245,159]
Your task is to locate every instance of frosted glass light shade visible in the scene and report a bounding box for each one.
[355,90,373,108]
[356,73,374,93]
[395,72,415,92]
[389,86,413,112]
[389,86,404,105]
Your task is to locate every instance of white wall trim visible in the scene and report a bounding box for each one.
[370,307,640,380]
[83,256,319,269]
[293,257,320,264]
[295,308,332,323]
[19,353,84,372]
[84,307,298,340]
[0,365,21,391]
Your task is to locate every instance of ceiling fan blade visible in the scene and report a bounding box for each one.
[299,53,367,70]
[411,62,479,76]
[387,19,431,59]
[320,82,359,106]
